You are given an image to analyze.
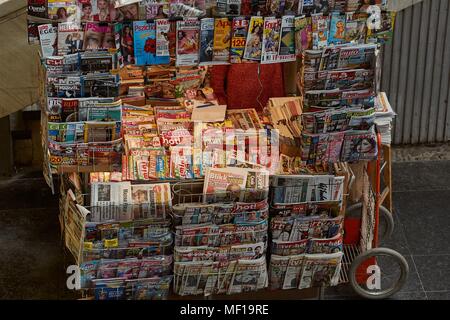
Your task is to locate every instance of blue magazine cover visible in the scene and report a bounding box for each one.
[133,21,170,66]
[328,13,346,45]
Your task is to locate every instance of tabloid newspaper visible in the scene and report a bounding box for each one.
[176,18,200,66]
[260,17,281,64]
[270,251,343,290]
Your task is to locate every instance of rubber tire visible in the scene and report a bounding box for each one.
[349,247,409,300]
[345,202,395,243]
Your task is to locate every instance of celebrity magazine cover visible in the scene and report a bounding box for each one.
[176,18,200,66]
[230,17,249,63]
[261,17,281,64]
[243,16,264,61]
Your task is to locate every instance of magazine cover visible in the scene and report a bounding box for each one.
[28,0,48,18]
[294,15,311,54]
[48,0,78,20]
[243,16,263,61]
[83,22,115,51]
[156,19,170,58]
[261,17,281,64]
[311,13,328,50]
[266,0,285,16]
[328,13,346,45]
[142,0,170,19]
[58,22,84,55]
[212,18,232,64]
[226,0,242,15]
[115,22,135,65]
[176,18,200,66]
[341,129,378,162]
[345,12,367,44]
[284,0,299,15]
[278,15,296,63]
[199,18,215,65]
[230,17,249,63]
[299,0,314,14]
[133,20,170,66]
[38,24,58,58]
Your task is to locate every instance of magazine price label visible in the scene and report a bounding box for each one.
[179,304,269,318]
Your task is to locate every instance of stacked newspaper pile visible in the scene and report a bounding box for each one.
[268,174,345,290]
[78,181,175,299]
[374,92,396,146]
[172,167,271,296]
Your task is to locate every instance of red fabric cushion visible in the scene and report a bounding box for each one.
[210,64,285,111]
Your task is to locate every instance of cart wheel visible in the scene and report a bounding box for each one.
[349,247,409,300]
[345,202,395,243]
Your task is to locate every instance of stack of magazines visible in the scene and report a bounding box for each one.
[79,181,174,300]
[268,174,344,290]
[172,167,270,296]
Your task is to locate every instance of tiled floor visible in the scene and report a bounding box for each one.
[325,161,450,300]
[1,161,449,299]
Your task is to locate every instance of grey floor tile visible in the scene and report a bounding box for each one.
[388,291,428,300]
[0,240,64,280]
[0,177,58,210]
[0,208,61,243]
[392,161,450,192]
[0,277,60,300]
[413,255,450,292]
[379,210,411,255]
[392,190,450,255]
[426,291,450,300]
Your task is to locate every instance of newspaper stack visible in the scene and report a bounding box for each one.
[172,167,271,296]
[79,181,175,299]
[268,174,345,290]
[374,92,396,146]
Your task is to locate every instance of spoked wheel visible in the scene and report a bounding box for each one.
[346,202,395,243]
[349,247,409,299]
